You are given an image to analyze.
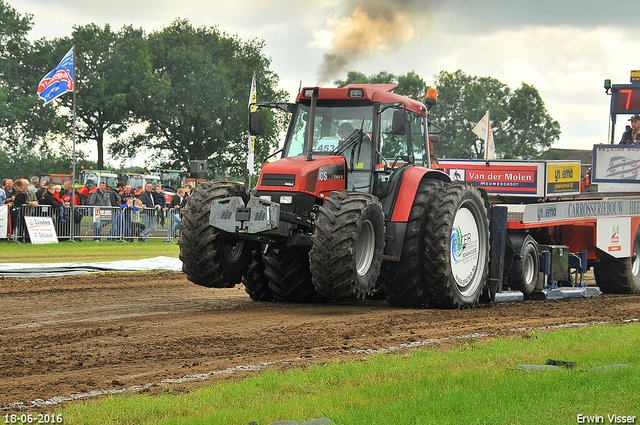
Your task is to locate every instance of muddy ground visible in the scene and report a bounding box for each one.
[1,271,639,410]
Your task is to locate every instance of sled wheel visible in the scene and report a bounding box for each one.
[594,227,640,294]
[507,236,539,297]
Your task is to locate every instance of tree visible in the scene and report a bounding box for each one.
[51,23,154,169]
[110,19,288,180]
[432,70,560,159]
[334,70,427,102]
[0,141,88,179]
[336,69,560,159]
[0,0,67,147]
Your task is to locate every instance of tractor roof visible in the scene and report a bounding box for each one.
[296,84,427,116]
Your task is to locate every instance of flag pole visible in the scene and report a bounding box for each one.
[484,110,490,160]
[247,71,256,189]
[71,45,77,241]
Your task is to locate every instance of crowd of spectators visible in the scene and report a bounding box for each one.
[2,175,193,242]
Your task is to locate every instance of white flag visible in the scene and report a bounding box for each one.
[472,111,495,160]
[247,72,257,171]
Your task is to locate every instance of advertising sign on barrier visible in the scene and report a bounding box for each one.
[596,217,631,258]
[439,160,544,197]
[25,216,58,244]
[0,205,8,239]
[438,159,581,197]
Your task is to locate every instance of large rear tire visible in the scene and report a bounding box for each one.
[594,227,640,294]
[309,191,385,300]
[178,181,253,288]
[264,248,324,303]
[423,182,489,308]
[380,179,443,308]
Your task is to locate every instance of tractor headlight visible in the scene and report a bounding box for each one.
[280,195,293,204]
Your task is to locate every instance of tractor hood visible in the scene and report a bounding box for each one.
[257,155,346,199]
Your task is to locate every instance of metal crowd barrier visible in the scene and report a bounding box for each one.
[11,205,182,243]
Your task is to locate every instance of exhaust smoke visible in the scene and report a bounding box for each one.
[316,0,436,86]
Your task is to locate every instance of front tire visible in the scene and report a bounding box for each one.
[423,182,489,308]
[309,191,385,300]
[594,227,640,294]
[178,181,253,288]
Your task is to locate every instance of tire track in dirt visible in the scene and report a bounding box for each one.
[1,271,638,410]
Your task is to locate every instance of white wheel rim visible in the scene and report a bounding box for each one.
[450,204,483,297]
[632,237,640,277]
[356,219,375,276]
[524,250,536,286]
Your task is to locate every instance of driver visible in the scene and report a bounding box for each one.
[338,122,372,191]
[338,122,356,140]
[338,123,372,167]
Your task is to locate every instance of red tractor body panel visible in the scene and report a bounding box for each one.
[258,155,347,199]
[390,167,450,223]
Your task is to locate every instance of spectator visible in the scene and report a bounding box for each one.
[138,182,156,242]
[40,183,66,229]
[620,114,640,144]
[0,180,5,204]
[89,181,112,242]
[28,176,39,193]
[120,184,135,204]
[168,187,187,237]
[62,180,80,207]
[110,181,125,207]
[36,180,50,201]
[61,180,82,237]
[4,179,16,203]
[153,184,167,227]
[129,198,146,241]
[9,180,28,237]
[24,179,38,206]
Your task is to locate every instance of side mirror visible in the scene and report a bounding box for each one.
[392,109,406,135]
[249,111,261,136]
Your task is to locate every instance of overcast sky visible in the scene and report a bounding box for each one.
[9,0,640,163]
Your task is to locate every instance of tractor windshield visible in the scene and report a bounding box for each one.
[284,104,374,158]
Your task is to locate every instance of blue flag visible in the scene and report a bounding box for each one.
[37,47,74,105]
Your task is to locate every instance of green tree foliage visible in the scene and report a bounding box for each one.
[0,142,88,180]
[432,70,560,159]
[336,69,560,159]
[110,19,288,179]
[52,24,154,169]
[0,0,67,146]
[335,70,427,102]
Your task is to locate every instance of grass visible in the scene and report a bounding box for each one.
[0,240,180,263]
[53,322,640,425]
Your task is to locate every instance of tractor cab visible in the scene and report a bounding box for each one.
[255,85,445,212]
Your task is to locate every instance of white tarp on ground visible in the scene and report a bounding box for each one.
[0,256,182,278]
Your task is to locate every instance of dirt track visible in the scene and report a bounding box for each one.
[1,271,639,410]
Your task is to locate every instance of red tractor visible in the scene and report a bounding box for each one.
[178,84,489,308]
